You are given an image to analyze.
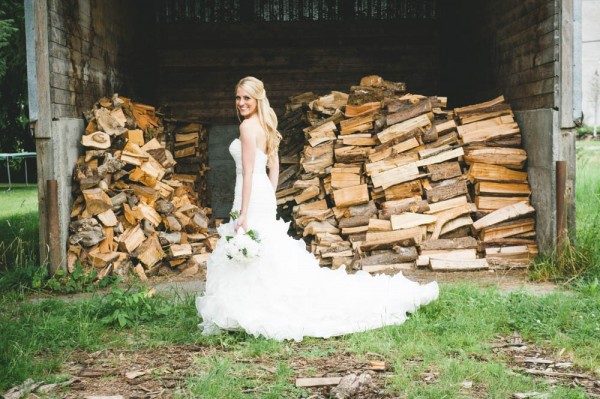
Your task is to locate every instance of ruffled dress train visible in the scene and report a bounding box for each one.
[196,138,439,341]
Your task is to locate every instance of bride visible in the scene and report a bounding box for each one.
[196,77,439,342]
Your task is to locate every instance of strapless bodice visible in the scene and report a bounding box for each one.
[229,138,268,175]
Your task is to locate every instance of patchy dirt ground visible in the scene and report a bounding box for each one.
[492,333,600,398]
[11,333,597,399]
[288,351,396,398]
[56,345,204,398]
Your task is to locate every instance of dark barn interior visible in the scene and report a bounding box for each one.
[48,0,556,123]
[154,0,554,122]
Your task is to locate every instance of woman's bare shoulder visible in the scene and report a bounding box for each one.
[240,117,261,130]
[239,118,262,139]
[239,119,258,142]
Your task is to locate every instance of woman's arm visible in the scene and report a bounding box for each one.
[268,152,279,191]
[236,121,256,232]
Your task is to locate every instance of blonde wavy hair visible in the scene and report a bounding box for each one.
[236,76,282,159]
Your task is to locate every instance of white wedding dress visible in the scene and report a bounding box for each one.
[196,138,439,341]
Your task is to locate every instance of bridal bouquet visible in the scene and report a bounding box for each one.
[224,211,262,263]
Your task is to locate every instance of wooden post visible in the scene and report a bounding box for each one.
[25,0,53,264]
[46,180,61,274]
[556,161,567,252]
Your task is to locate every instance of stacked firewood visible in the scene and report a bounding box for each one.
[456,97,538,268]
[276,76,538,272]
[168,122,211,206]
[276,93,317,223]
[68,94,216,280]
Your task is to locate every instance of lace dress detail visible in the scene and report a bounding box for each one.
[196,138,439,341]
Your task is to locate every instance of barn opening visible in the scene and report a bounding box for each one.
[26,0,579,266]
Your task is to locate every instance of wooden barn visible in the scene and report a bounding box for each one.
[25,0,580,268]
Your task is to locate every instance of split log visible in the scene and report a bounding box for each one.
[377,114,430,144]
[169,244,192,258]
[362,263,414,273]
[379,197,429,219]
[391,213,436,230]
[425,180,468,203]
[367,218,392,231]
[332,184,369,207]
[464,147,526,168]
[361,226,424,250]
[354,248,418,268]
[475,196,530,211]
[416,147,464,167]
[475,181,531,196]
[97,209,118,227]
[468,163,528,183]
[419,236,478,251]
[473,202,535,230]
[386,99,432,126]
[440,215,473,236]
[118,225,145,253]
[418,248,477,267]
[430,258,489,271]
[425,196,468,214]
[459,122,520,144]
[69,218,104,247]
[427,162,462,181]
[133,235,165,268]
[480,218,535,242]
[371,163,421,189]
[83,188,113,215]
[430,203,476,240]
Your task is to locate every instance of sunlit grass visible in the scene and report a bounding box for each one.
[0,184,41,293]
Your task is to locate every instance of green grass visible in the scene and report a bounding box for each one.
[0,184,40,292]
[0,287,201,391]
[530,140,600,282]
[0,184,39,249]
[575,141,600,276]
[2,284,598,397]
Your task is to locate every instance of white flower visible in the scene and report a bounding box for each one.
[223,227,261,264]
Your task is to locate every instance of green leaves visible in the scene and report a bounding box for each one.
[42,263,117,294]
[0,1,31,153]
[245,229,260,242]
[229,210,241,220]
[98,287,171,328]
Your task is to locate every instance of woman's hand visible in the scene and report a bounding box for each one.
[235,213,249,233]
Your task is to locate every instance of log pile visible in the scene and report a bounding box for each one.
[276,93,317,223]
[276,76,538,273]
[68,94,215,280]
[456,97,538,268]
[169,122,210,206]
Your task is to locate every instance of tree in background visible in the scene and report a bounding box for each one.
[0,0,32,153]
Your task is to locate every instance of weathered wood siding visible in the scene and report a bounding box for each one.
[156,21,440,123]
[444,0,558,110]
[48,0,153,118]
